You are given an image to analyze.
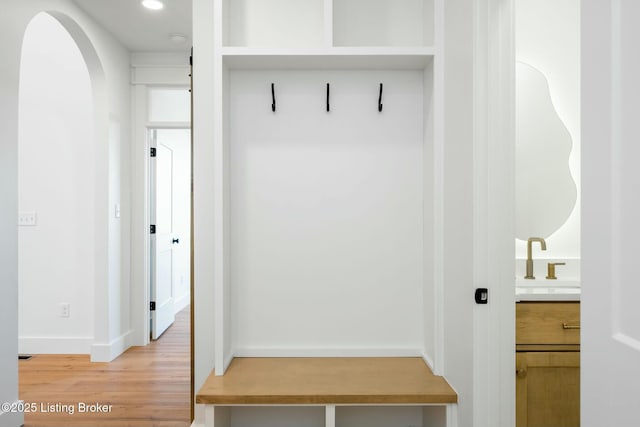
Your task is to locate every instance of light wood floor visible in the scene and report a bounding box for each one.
[19,307,191,427]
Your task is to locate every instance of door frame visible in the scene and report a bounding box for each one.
[472,0,516,425]
[135,111,190,346]
[130,54,191,348]
[149,127,192,340]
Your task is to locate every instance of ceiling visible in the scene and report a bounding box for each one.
[72,0,192,52]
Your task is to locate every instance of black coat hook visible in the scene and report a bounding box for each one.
[271,83,276,112]
[378,83,383,112]
[326,83,330,112]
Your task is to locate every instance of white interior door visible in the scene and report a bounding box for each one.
[150,130,176,340]
[582,1,640,425]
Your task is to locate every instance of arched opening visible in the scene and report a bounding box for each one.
[18,11,107,357]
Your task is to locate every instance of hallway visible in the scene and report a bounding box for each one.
[19,306,190,426]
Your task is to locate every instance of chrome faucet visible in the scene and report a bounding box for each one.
[525,237,547,279]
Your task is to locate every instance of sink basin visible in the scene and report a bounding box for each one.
[515,278,580,287]
[515,282,581,301]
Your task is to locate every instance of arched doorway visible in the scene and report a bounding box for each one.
[18,11,111,361]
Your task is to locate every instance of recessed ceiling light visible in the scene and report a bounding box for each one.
[142,0,164,11]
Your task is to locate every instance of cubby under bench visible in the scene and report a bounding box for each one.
[195,357,458,427]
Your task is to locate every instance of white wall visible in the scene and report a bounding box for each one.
[228,70,425,355]
[192,0,216,397]
[0,3,23,420]
[18,12,95,354]
[515,0,580,260]
[1,5,130,420]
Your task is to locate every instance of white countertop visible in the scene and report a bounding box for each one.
[515,279,581,301]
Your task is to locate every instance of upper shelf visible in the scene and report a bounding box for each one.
[221,47,435,69]
[221,0,436,49]
[333,0,434,47]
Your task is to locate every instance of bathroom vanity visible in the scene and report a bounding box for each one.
[515,293,580,427]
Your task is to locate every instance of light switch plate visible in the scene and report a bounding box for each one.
[18,211,37,226]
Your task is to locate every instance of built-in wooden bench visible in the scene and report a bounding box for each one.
[195,357,457,427]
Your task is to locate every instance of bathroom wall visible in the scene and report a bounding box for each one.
[515,0,580,260]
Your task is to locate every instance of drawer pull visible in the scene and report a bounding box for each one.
[562,323,580,329]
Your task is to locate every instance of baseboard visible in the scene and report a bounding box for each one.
[174,294,190,314]
[19,336,93,354]
[192,404,207,427]
[422,352,436,372]
[90,330,134,362]
[232,347,423,358]
[0,400,24,427]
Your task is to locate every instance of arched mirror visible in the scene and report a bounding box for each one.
[515,62,577,240]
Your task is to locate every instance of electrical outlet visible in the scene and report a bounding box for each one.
[60,303,70,318]
[18,211,37,226]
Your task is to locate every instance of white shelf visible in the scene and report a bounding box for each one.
[333,0,434,47]
[223,0,325,48]
[221,47,435,69]
[221,0,435,49]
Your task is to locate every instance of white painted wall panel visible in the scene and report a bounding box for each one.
[230,70,424,353]
[18,13,95,350]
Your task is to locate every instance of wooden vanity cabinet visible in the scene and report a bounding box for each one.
[516,302,580,427]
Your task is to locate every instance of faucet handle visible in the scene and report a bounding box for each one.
[546,262,566,280]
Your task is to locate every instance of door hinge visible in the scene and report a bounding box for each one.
[150,224,156,234]
[150,301,156,311]
[150,147,156,157]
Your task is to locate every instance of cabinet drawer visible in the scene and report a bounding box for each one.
[516,302,580,345]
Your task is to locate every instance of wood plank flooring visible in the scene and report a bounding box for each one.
[19,307,191,427]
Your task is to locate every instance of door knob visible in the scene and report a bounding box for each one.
[172,238,180,244]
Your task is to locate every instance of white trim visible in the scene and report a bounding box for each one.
[90,330,134,362]
[175,294,191,314]
[326,404,336,427]
[197,404,451,408]
[131,52,191,68]
[213,0,227,376]
[19,336,93,355]
[422,352,436,372]
[446,404,458,427]
[146,121,191,129]
[432,0,445,377]
[132,66,190,86]
[130,52,190,86]
[130,59,191,349]
[472,1,515,427]
[232,348,424,358]
[131,84,150,347]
